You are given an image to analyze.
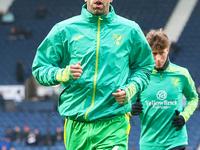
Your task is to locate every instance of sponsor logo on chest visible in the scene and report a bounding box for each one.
[145,90,177,109]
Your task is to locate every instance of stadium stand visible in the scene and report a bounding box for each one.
[112,0,179,30]
[173,0,200,87]
[0,0,199,150]
[18,100,56,113]
[0,0,84,85]
[0,109,200,150]
[0,101,65,149]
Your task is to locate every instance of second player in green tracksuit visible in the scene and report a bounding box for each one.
[131,29,198,150]
[139,62,198,149]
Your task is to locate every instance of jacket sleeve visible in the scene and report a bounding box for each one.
[32,24,70,86]
[180,69,199,122]
[120,25,155,104]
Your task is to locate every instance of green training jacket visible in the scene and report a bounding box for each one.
[32,4,155,122]
[138,63,199,147]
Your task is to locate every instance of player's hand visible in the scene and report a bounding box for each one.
[70,62,83,79]
[172,110,185,131]
[112,89,126,104]
[131,98,143,116]
[56,62,83,82]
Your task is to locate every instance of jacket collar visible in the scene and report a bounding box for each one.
[81,4,116,23]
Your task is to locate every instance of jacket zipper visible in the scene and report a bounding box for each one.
[85,17,102,121]
[160,72,162,80]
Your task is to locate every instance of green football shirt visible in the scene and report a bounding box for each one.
[138,63,198,148]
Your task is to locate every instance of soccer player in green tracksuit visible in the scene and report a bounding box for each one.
[131,29,199,150]
[31,0,155,149]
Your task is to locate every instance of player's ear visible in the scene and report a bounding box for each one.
[110,0,113,3]
[166,47,170,53]
[85,0,87,2]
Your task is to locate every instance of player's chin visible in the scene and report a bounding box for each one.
[118,101,124,104]
[93,9,104,15]
[155,65,162,68]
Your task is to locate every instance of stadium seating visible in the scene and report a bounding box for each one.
[18,100,56,113]
[1,108,200,150]
[112,0,179,30]
[173,0,200,87]
[0,110,65,149]
[0,112,64,137]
